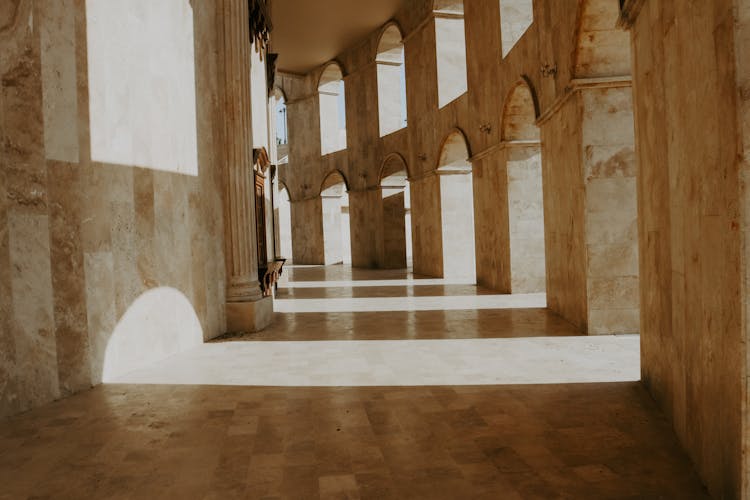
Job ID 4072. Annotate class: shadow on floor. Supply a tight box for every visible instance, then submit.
[0,382,708,499]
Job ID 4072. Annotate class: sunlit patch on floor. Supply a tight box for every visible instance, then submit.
[110,335,639,387]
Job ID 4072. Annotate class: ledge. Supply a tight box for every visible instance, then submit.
[536,76,633,126]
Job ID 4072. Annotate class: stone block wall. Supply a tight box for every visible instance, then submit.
[0,0,227,417]
[627,1,747,496]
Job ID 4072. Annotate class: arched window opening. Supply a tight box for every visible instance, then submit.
[318,64,347,155]
[500,1,534,58]
[379,155,412,269]
[376,25,408,137]
[437,131,476,282]
[433,1,468,108]
[501,81,545,292]
[320,171,351,265]
[271,88,289,164]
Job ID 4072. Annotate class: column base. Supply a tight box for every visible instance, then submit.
[226,297,274,333]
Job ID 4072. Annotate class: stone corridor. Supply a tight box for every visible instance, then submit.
[2,0,748,496]
[0,266,707,499]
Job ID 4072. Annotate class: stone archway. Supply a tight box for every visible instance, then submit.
[436,130,476,282]
[320,170,351,265]
[501,79,546,293]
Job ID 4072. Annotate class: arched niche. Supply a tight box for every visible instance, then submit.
[376,24,407,137]
[379,153,412,268]
[436,130,476,282]
[318,62,347,155]
[437,129,472,172]
[433,0,467,108]
[501,80,546,293]
[319,170,351,265]
[501,79,540,141]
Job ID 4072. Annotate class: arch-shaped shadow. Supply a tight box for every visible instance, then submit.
[102,287,203,382]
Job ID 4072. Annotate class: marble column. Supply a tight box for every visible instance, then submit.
[218,0,272,332]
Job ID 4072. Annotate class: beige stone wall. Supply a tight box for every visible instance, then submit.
[628,1,746,497]
[0,0,227,417]
[541,96,587,331]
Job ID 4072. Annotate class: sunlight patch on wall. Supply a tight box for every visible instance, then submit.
[86,0,198,175]
[101,287,203,382]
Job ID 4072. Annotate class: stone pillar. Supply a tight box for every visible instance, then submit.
[471,151,511,292]
[289,198,325,265]
[409,174,443,277]
[540,79,638,335]
[218,0,272,332]
[348,189,381,268]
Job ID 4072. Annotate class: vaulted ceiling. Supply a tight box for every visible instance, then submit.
[270,0,405,75]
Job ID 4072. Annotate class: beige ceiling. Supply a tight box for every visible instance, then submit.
[270,0,405,75]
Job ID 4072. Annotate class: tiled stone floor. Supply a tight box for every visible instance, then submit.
[0,265,709,499]
[240,265,578,341]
